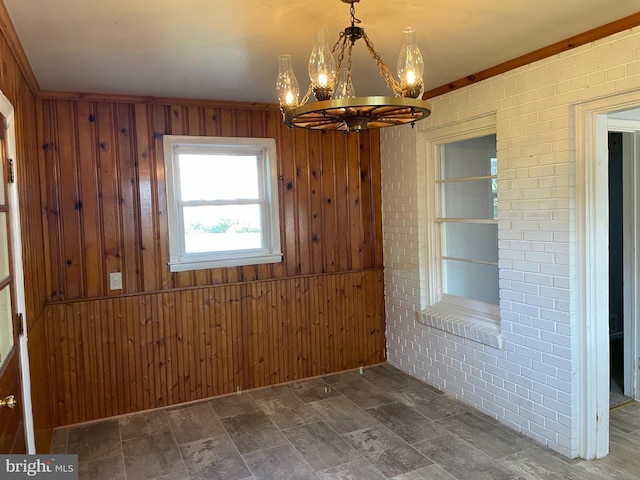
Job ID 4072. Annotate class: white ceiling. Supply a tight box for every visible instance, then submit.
[4,0,640,104]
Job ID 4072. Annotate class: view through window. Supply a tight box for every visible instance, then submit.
[163,136,282,271]
[437,134,498,307]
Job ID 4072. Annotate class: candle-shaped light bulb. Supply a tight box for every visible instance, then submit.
[285,91,295,105]
[406,70,416,86]
[397,27,424,98]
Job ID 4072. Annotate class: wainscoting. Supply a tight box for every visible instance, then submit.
[46,269,386,426]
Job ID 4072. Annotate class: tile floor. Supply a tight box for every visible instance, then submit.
[50,364,640,480]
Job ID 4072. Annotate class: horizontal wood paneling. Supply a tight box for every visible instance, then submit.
[46,269,386,426]
[39,99,383,301]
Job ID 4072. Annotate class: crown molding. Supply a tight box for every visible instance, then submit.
[423,12,640,100]
[38,90,281,110]
[0,1,39,95]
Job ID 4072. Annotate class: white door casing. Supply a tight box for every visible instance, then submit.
[575,89,640,459]
[0,89,35,453]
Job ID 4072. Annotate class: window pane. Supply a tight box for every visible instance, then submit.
[443,134,496,180]
[0,213,9,279]
[179,154,260,201]
[0,285,12,367]
[441,179,495,219]
[183,205,262,253]
[0,155,5,205]
[444,259,499,305]
[443,223,497,263]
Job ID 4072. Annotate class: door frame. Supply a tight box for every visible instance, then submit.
[575,89,640,459]
[0,90,35,453]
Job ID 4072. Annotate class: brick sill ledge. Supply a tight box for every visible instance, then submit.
[418,304,504,349]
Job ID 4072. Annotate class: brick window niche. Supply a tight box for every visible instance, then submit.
[417,115,503,348]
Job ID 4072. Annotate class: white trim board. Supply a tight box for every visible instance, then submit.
[574,89,640,459]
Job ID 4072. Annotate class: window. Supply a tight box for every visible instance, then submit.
[419,116,500,337]
[437,134,498,312]
[163,135,282,272]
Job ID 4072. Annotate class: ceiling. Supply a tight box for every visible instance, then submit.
[4,0,640,104]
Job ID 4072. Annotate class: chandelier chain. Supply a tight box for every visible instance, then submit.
[362,31,401,96]
[333,33,354,97]
[346,41,354,95]
[333,32,347,69]
[300,82,314,106]
[350,2,361,27]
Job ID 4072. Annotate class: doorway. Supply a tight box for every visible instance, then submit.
[607,131,632,408]
[608,112,640,408]
[575,92,640,460]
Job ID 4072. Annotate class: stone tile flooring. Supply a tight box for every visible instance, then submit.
[50,364,640,480]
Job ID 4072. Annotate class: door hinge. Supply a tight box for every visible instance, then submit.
[17,313,23,335]
[8,158,14,184]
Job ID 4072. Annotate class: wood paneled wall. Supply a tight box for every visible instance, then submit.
[39,99,382,300]
[39,95,386,426]
[0,4,54,452]
[47,270,385,425]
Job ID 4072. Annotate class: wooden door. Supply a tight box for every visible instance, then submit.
[0,112,25,454]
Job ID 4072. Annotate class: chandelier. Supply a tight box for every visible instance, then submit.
[276,0,432,132]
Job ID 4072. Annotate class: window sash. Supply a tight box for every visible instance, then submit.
[440,221,498,264]
[176,151,262,202]
[435,133,498,307]
[163,135,282,271]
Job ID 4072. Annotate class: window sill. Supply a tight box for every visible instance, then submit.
[418,302,504,349]
[168,252,283,272]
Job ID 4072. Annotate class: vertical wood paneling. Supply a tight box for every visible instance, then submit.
[294,129,310,275]
[134,104,160,291]
[359,131,374,268]
[27,313,52,450]
[333,135,351,272]
[96,103,123,295]
[115,298,131,413]
[36,95,385,430]
[152,105,171,291]
[168,291,180,402]
[116,104,140,293]
[370,129,384,267]
[347,135,363,271]
[76,102,103,297]
[280,126,298,278]
[308,132,324,273]
[57,102,83,299]
[46,269,385,426]
[322,135,337,272]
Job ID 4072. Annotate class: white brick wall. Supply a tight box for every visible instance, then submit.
[381,26,640,458]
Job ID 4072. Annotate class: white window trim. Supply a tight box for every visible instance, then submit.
[417,114,503,348]
[163,135,282,272]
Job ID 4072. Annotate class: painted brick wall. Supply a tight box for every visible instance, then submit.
[381,26,640,458]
